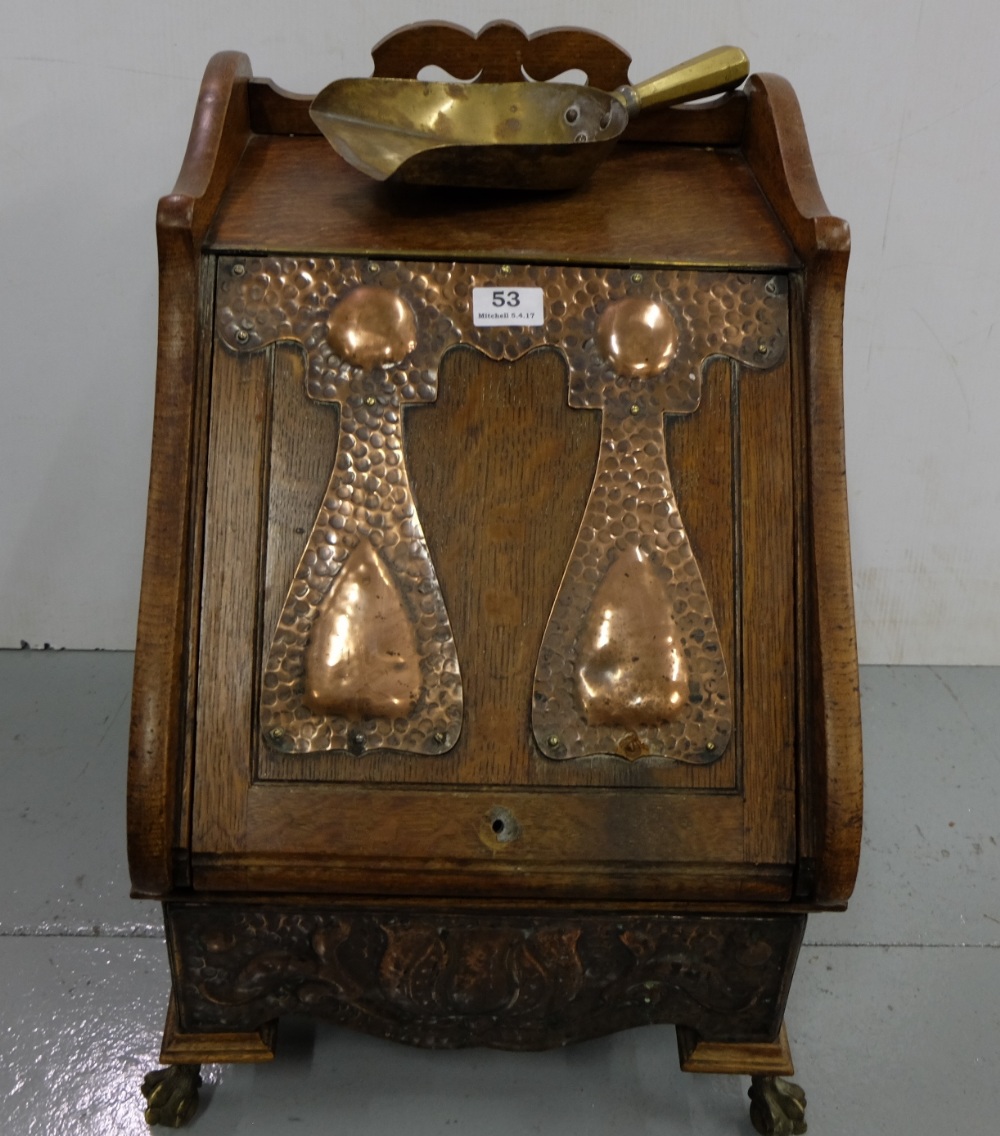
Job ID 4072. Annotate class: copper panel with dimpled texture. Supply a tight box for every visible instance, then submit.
[215,258,787,760]
[532,398,730,765]
[532,277,786,765]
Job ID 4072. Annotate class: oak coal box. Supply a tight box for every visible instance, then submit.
[129,23,862,1133]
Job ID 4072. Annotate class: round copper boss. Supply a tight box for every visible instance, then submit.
[328,286,418,369]
[596,297,679,377]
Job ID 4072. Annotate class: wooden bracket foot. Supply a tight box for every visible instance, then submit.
[159,991,277,1065]
[676,1021,794,1076]
[677,1023,807,1134]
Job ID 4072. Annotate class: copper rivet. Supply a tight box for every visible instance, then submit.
[500,264,512,275]
[547,735,560,747]
[235,330,249,343]
[631,272,643,283]
[232,263,245,276]
[629,403,640,415]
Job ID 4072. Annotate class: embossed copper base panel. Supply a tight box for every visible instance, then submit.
[164,902,804,1052]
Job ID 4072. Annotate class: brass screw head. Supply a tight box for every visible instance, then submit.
[350,731,366,747]
[365,396,377,406]
[232,263,246,276]
[547,734,560,748]
[235,329,250,343]
[500,264,513,275]
[269,726,285,741]
[757,341,769,355]
[368,262,380,274]
[705,741,717,752]
[433,731,446,745]
[631,272,643,283]
[629,403,641,416]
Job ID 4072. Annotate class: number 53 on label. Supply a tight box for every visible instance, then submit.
[472,286,545,326]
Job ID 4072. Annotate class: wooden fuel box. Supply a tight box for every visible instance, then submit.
[128,23,862,1133]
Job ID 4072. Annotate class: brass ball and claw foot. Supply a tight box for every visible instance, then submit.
[141,1063,203,1128]
[748,1075,807,1135]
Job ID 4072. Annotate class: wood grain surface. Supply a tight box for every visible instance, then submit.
[128,52,253,896]
[207,137,796,270]
[744,74,861,903]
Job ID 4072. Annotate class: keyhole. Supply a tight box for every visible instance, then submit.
[487,807,519,844]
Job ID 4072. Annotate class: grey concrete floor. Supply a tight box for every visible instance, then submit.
[0,652,997,1134]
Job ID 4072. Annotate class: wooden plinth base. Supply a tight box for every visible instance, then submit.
[676,1022,794,1076]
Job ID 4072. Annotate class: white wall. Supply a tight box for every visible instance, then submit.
[2,1,997,662]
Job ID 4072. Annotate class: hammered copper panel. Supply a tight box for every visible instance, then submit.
[215,259,787,759]
[533,400,731,763]
[218,258,465,756]
[533,278,787,764]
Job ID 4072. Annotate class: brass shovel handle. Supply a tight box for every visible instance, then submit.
[616,45,750,116]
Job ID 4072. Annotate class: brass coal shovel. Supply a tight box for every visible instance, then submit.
[310,45,749,190]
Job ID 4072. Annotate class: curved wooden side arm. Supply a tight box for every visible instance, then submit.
[128,51,253,897]
[744,74,862,907]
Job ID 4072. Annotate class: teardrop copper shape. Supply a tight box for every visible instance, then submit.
[575,547,690,727]
[303,537,422,719]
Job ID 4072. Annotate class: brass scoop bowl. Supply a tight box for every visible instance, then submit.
[310,45,749,190]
